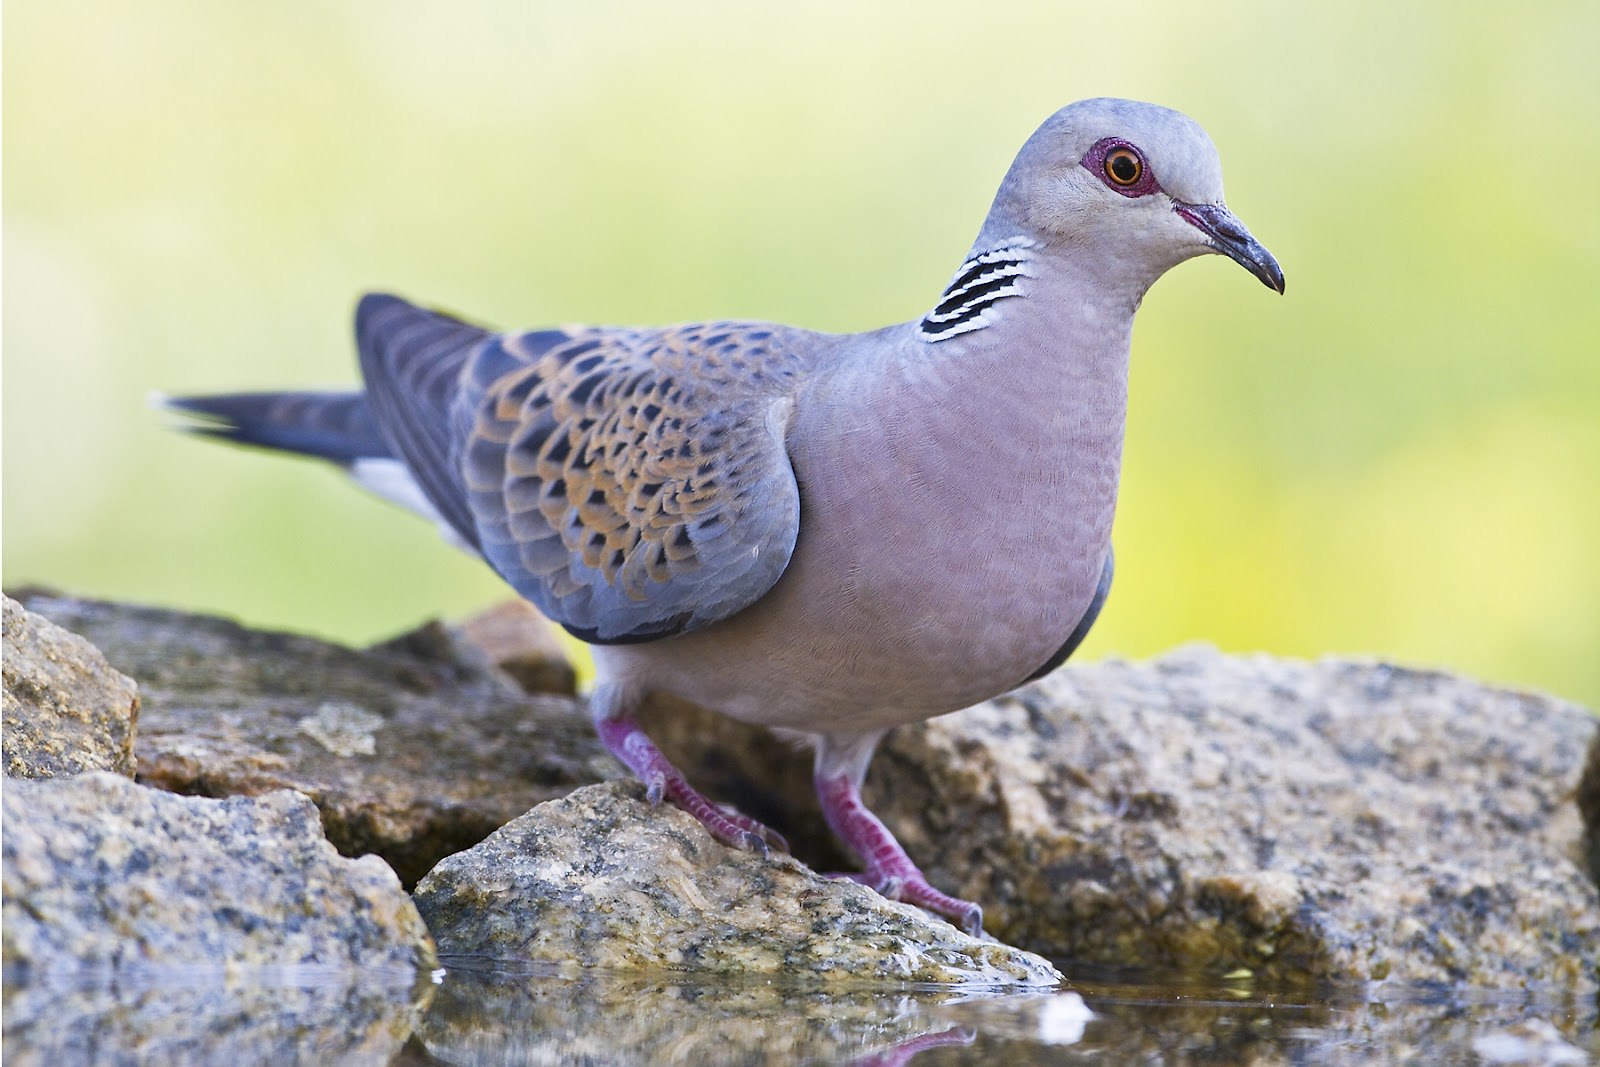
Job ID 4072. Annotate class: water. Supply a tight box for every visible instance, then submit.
[6,959,1595,1065]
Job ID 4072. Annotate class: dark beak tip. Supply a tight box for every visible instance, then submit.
[1239,242,1284,295]
[1235,249,1284,295]
[1177,202,1285,297]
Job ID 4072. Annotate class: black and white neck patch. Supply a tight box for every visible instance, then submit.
[918,237,1038,343]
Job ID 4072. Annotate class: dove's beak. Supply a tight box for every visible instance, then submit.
[1174,202,1285,294]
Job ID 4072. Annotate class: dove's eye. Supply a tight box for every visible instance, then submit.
[1104,147,1143,187]
[1082,138,1158,198]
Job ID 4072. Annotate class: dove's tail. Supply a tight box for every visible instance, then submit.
[159,388,471,547]
[159,390,391,465]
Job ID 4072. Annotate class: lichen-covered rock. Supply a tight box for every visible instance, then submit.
[2,595,139,779]
[1,969,431,1067]
[873,649,1599,989]
[454,599,579,696]
[12,592,614,887]
[2,772,436,975]
[642,649,1600,990]
[414,782,1060,985]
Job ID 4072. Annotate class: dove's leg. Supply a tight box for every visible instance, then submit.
[591,683,788,856]
[814,731,984,935]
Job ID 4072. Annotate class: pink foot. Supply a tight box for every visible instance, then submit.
[596,716,789,855]
[816,771,984,935]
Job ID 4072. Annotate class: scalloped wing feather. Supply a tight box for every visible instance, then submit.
[355,294,494,549]
[454,320,815,644]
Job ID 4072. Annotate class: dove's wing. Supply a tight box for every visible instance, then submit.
[356,294,817,644]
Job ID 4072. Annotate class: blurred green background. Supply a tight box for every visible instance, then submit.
[5,2,1598,706]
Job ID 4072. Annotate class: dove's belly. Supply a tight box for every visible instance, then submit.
[599,517,1112,736]
[593,506,1112,735]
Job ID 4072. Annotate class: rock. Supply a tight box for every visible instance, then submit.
[642,648,1600,990]
[413,781,1061,985]
[1,969,431,1067]
[1,771,436,975]
[2,595,139,779]
[454,599,578,696]
[10,592,616,887]
[12,589,1591,991]
[870,649,1599,989]
[1579,731,1600,888]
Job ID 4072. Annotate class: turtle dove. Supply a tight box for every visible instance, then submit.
[168,98,1283,933]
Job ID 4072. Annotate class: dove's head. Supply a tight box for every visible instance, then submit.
[994,97,1284,294]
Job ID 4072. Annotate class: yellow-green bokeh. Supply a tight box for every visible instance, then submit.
[5,2,1597,707]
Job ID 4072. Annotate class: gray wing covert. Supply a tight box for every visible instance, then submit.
[454,321,814,644]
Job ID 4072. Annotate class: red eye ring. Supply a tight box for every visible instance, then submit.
[1104,147,1142,187]
[1083,138,1159,198]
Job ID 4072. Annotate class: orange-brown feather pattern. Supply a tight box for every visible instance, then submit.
[457,320,818,637]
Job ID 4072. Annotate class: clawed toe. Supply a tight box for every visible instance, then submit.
[814,768,985,934]
[597,714,789,859]
[669,790,784,857]
[826,868,983,933]
[643,774,666,807]
[717,807,790,854]
[900,880,984,935]
[662,777,789,858]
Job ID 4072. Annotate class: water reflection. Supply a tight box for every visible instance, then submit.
[412,957,1024,1066]
[410,962,1597,1066]
[1,964,431,1067]
[4,961,1594,1065]
[947,975,1598,1066]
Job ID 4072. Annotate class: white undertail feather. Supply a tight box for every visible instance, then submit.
[349,458,475,553]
